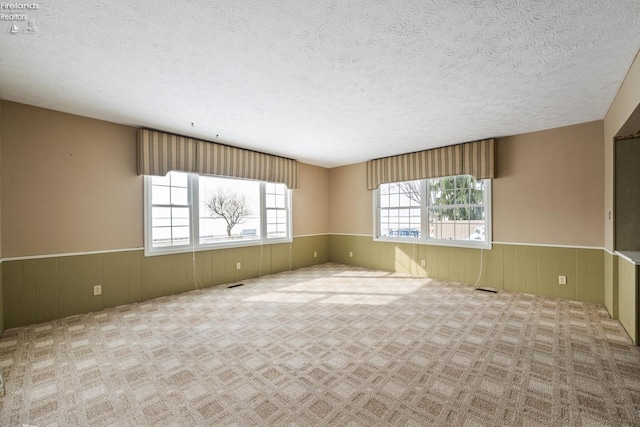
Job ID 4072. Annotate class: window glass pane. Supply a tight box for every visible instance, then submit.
[441,176,454,188]
[429,208,444,239]
[470,207,484,221]
[471,187,483,204]
[469,224,485,241]
[455,221,470,241]
[152,175,170,186]
[152,185,170,205]
[170,172,188,188]
[171,187,188,205]
[152,207,171,227]
[199,217,215,244]
[380,207,420,239]
[172,207,190,227]
[456,175,470,189]
[172,226,190,245]
[152,227,172,247]
[434,223,443,239]
[380,192,389,208]
[456,189,469,204]
[266,183,276,194]
[199,176,260,243]
[440,187,453,205]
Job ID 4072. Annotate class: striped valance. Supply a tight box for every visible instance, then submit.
[366,139,494,190]
[137,129,299,189]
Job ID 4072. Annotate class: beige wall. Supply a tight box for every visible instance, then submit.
[1,101,142,258]
[0,101,3,334]
[329,121,605,247]
[0,101,331,258]
[329,162,372,235]
[605,51,640,251]
[293,162,330,236]
[493,121,604,247]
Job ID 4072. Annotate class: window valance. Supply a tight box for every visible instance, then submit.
[366,138,494,190]
[137,129,299,189]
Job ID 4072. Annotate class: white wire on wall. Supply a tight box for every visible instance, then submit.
[473,249,484,288]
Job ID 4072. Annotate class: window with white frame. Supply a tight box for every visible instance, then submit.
[374,175,491,248]
[145,171,292,255]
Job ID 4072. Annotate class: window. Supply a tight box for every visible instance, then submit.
[145,171,291,255]
[374,175,491,249]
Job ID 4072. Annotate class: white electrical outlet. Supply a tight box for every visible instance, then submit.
[236,262,241,270]
[313,251,317,258]
[93,285,102,296]
[558,276,567,285]
[420,260,426,267]
[349,251,353,257]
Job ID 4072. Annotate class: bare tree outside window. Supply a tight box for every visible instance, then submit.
[397,181,421,204]
[205,188,253,237]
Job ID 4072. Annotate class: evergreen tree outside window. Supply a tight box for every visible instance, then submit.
[374,175,491,249]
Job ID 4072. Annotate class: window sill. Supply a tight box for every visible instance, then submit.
[373,236,492,250]
[144,237,293,257]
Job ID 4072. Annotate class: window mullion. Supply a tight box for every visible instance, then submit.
[260,182,266,241]
[190,174,200,249]
[286,187,292,240]
[421,180,428,241]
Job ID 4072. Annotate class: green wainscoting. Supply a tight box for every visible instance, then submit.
[330,235,604,304]
[604,250,618,318]
[1,235,329,330]
[617,257,638,344]
[0,234,615,333]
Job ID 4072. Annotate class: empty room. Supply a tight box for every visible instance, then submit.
[1,1,640,425]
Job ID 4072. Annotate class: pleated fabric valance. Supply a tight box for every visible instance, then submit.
[137,129,299,189]
[366,139,494,190]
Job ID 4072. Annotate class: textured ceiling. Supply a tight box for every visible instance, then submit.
[1,1,640,168]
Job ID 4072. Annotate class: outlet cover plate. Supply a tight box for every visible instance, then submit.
[93,285,102,296]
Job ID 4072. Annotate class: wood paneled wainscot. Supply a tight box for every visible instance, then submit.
[617,252,640,344]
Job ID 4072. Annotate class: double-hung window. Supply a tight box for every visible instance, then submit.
[145,171,292,255]
[374,175,491,249]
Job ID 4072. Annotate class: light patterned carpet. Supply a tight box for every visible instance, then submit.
[1,262,639,426]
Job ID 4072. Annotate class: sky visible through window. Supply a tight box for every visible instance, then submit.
[149,172,289,249]
[199,176,260,243]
